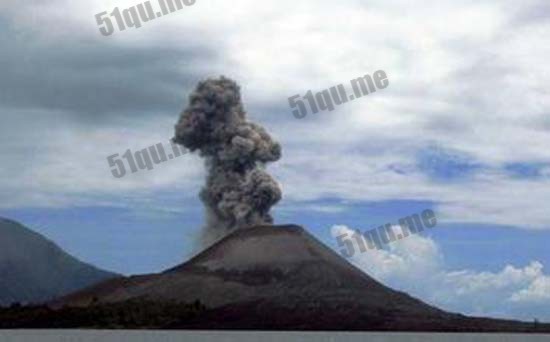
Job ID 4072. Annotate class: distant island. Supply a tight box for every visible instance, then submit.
[1,222,548,332]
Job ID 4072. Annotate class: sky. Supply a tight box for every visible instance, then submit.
[1,0,550,321]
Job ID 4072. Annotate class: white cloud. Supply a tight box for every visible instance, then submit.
[1,0,550,229]
[331,224,550,321]
[1,0,549,320]
[0,110,203,209]
[511,275,550,303]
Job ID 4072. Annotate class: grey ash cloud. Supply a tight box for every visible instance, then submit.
[174,77,282,246]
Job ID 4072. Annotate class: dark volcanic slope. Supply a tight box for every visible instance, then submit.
[0,218,118,306]
[55,225,550,332]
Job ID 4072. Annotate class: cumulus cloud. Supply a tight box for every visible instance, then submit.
[511,275,550,303]
[331,224,550,321]
[2,0,550,229]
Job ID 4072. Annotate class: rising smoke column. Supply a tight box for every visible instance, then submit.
[173,77,282,246]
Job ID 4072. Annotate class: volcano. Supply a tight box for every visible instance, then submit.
[47,224,550,332]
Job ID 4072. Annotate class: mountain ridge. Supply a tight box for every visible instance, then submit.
[0,217,118,306]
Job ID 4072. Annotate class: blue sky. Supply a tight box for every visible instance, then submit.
[1,0,550,322]
[3,199,550,276]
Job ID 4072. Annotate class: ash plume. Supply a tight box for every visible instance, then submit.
[173,77,282,246]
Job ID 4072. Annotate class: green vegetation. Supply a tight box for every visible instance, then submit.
[0,299,206,329]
